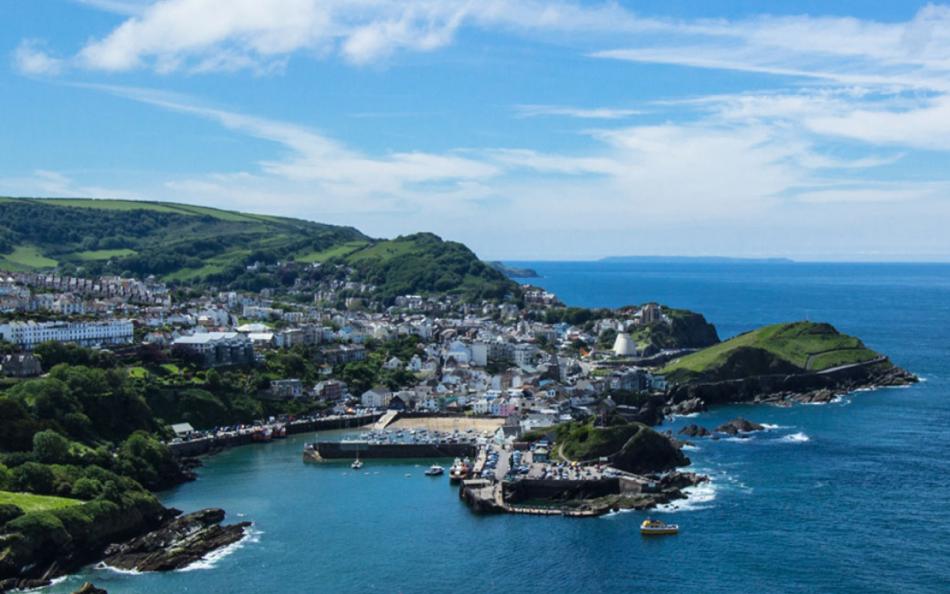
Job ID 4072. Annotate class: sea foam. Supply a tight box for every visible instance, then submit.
[178,527,262,572]
[656,480,717,513]
[781,432,810,443]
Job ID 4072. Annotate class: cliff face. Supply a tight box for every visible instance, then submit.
[666,310,720,349]
[0,495,167,589]
[667,359,917,406]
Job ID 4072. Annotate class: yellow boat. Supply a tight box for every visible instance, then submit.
[640,519,679,536]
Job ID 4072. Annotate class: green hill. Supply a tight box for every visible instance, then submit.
[0,197,516,302]
[554,419,688,474]
[661,321,882,384]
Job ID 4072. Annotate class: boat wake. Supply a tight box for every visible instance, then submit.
[780,432,811,443]
[179,526,262,572]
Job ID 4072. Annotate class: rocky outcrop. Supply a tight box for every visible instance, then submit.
[668,397,706,416]
[715,417,764,436]
[667,359,917,408]
[103,508,249,572]
[678,424,711,438]
[610,425,689,474]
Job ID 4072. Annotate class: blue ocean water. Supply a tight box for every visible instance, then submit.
[45,262,950,593]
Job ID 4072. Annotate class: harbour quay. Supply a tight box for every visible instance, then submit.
[304,440,477,461]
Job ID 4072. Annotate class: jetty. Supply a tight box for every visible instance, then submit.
[304,440,477,461]
[372,410,400,430]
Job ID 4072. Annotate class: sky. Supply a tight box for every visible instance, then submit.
[3,1,950,261]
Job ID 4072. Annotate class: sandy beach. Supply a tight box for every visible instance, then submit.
[388,416,504,433]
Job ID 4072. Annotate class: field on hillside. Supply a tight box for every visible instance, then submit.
[0,490,81,513]
[0,245,58,270]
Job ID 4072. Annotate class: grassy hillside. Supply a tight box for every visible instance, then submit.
[0,490,81,513]
[0,197,517,302]
[661,321,882,384]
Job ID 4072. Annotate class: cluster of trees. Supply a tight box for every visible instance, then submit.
[338,233,518,304]
[0,201,196,256]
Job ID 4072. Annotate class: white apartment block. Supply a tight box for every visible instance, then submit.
[0,320,134,350]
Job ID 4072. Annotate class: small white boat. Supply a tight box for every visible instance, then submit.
[351,457,363,470]
[424,465,444,476]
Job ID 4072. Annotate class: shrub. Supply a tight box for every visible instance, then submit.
[5,511,71,549]
[12,462,56,495]
[71,478,103,500]
[32,430,72,464]
[0,503,23,527]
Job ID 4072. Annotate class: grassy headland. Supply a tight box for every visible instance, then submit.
[661,321,882,384]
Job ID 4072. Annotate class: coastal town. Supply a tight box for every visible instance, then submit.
[0,245,914,591]
[1,265,697,429]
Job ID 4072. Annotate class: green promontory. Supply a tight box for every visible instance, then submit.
[661,321,882,384]
[0,198,517,302]
[554,419,688,474]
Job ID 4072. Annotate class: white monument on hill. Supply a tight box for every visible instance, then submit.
[611,333,638,357]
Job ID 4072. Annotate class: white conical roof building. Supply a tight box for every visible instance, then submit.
[612,332,638,357]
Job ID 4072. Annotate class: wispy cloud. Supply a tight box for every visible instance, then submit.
[26,0,661,74]
[514,104,643,120]
[71,0,150,16]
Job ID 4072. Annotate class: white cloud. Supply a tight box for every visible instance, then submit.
[13,40,64,76]
[44,0,661,73]
[594,6,950,92]
[514,104,643,120]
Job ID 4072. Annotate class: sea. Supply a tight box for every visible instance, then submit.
[43,261,950,593]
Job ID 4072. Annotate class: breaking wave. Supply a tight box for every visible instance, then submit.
[781,432,811,443]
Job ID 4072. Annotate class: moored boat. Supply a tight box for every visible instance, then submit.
[640,519,679,536]
[425,465,444,476]
[449,457,472,482]
[351,456,363,470]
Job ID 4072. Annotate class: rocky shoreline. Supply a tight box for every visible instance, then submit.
[103,508,250,572]
[0,508,248,593]
[665,360,918,415]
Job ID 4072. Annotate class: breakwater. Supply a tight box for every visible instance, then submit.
[169,414,381,456]
[304,441,477,461]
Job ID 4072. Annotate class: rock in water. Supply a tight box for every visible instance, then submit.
[72,584,108,594]
[670,397,706,416]
[715,417,765,436]
[678,424,711,438]
[103,508,250,572]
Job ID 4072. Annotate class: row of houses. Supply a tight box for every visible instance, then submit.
[0,320,134,350]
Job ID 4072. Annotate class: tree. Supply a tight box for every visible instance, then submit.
[71,478,103,500]
[32,430,71,464]
[12,462,56,494]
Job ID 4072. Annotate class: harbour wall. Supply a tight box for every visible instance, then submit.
[502,478,620,502]
[168,414,381,457]
[306,441,477,461]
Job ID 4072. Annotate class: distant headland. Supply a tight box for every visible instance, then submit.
[599,256,796,264]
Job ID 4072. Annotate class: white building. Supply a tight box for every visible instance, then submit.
[612,333,638,357]
[361,387,392,409]
[0,320,134,350]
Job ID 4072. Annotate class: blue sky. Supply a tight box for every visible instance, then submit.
[3,1,950,260]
